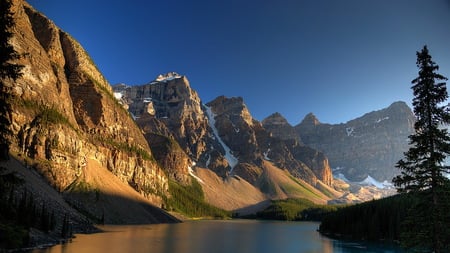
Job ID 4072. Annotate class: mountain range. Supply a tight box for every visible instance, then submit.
[2,0,415,236]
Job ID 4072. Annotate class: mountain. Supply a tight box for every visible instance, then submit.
[114,76,338,208]
[3,0,178,230]
[261,112,332,186]
[262,112,302,144]
[295,101,415,181]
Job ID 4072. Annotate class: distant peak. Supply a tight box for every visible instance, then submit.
[262,112,289,125]
[269,112,284,118]
[301,113,321,126]
[155,72,182,82]
[382,101,413,118]
[388,101,409,109]
[209,95,244,105]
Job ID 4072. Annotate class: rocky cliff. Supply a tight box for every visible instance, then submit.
[4,0,176,224]
[295,101,414,181]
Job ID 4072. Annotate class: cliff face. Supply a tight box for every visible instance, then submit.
[4,0,174,223]
[262,112,302,144]
[206,96,260,163]
[295,101,415,181]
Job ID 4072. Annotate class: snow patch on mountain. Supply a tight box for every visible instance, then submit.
[188,162,204,184]
[333,172,393,189]
[204,105,238,172]
[113,92,123,100]
[263,148,271,161]
[375,116,389,123]
[359,175,393,189]
[155,72,182,82]
[346,127,354,136]
[334,172,350,182]
[205,154,211,168]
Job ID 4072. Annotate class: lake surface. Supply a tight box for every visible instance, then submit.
[30,220,403,253]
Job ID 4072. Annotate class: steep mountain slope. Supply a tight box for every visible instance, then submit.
[4,0,176,224]
[255,160,330,203]
[64,157,176,224]
[295,101,414,181]
[195,168,267,212]
[2,157,94,236]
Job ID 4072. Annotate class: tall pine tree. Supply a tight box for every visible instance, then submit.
[393,45,450,252]
[0,0,23,160]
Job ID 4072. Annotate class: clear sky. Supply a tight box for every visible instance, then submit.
[27,0,450,125]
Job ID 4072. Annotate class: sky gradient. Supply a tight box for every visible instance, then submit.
[27,0,450,125]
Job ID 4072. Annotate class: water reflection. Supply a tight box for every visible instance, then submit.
[30,220,402,253]
[332,240,404,253]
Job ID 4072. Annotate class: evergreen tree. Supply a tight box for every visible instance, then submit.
[393,45,450,252]
[0,0,23,160]
[61,214,72,239]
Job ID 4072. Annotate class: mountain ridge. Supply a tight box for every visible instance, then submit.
[295,100,414,181]
[113,73,411,207]
[113,75,338,206]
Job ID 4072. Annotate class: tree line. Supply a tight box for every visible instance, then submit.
[238,198,338,221]
[319,194,413,241]
[0,166,73,249]
[163,178,230,219]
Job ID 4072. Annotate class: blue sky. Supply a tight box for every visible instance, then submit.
[27,0,450,125]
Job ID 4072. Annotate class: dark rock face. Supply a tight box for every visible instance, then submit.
[261,113,332,186]
[206,96,260,163]
[295,101,415,181]
[143,133,191,184]
[262,112,302,144]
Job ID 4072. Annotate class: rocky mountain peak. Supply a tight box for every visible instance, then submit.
[207,96,254,128]
[263,112,289,125]
[205,96,258,163]
[262,112,302,144]
[300,113,321,127]
[113,74,218,183]
[155,72,182,82]
[385,101,413,119]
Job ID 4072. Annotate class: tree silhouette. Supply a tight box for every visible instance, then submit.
[0,0,23,160]
[393,45,450,252]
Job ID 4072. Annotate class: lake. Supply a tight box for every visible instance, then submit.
[30,220,403,253]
